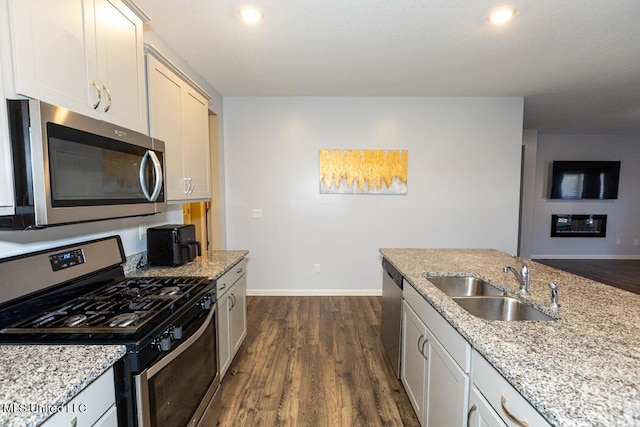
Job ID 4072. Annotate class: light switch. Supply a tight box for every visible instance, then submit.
[251,209,263,219]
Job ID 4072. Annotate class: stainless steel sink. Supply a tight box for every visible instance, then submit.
[452,296,555,321]
[427,276,504,297]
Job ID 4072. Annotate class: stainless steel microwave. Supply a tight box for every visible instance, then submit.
[1,100,166,230]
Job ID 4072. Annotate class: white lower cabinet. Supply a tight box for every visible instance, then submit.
[217,259,247,379]
[426,329,468,426]
[401,300,429,422]
[401,280,554,427]
[93,405,118,427]
[402,284,470,427]
[472,351,551,427]
[42,367,116,427]
[400,280,554,427]
[468,386,507,427]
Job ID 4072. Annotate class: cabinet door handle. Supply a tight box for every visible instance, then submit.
[467,404,477,427]
[421,337,429,360]
[500,396,529,427]
[102,84,112,112]
[91,80,101,109]
[219,282,226,291]
[417,335,424,356]
[183,177,190,194]
[236,267,244,274]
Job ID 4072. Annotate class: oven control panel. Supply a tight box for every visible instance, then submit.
[49,249,85,272]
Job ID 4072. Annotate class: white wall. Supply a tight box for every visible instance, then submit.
[519,129,538,258]
[224,97,524,294]
[531,134,640,258]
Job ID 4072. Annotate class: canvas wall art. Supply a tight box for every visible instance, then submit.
[319,149,408,194]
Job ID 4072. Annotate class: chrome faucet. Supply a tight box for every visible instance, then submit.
[503,258,530,295]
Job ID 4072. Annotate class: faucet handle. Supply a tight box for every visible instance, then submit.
[549,283,559,309]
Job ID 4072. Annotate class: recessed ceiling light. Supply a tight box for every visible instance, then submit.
[238,6,263,25]
[488,6,517,24]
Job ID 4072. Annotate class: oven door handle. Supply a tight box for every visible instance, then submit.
[139,150,163,202]
[147,304,216,378]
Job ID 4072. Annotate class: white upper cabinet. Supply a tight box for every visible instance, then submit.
[146,49,211,202]
[7,0,148,133]
[181,87,211,200]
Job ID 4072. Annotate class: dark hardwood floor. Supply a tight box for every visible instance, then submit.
[535,259,640,295]
[218,296,419,426]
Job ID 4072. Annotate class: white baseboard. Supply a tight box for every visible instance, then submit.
[531,254,640,260]
[246,289,382,296]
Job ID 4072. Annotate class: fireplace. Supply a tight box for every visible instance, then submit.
[551,214,607,238]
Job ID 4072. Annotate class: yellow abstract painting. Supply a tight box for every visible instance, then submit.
[319,149,408,194]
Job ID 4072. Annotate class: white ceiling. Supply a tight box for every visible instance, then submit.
[135,0,640,134]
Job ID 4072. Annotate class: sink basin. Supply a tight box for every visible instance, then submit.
[452,296,555,321]
[427,276,504,297]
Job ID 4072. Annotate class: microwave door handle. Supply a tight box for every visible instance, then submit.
[139,151,163,201]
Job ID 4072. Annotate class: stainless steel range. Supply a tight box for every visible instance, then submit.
[0,236,221,427]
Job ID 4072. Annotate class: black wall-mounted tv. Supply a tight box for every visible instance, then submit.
[550,161,621,200]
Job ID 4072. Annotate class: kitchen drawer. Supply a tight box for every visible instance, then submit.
[472,351,551,427]
[217,259,246,295]
[93,405,117,426]
[42,368,115,427]
[403,281,471,372]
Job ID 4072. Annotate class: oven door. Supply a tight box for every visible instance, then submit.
[135,304,220,427]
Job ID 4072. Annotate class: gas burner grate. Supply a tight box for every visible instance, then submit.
[1,276,211,334]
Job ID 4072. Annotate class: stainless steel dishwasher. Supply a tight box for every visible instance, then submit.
[381,258,403,378]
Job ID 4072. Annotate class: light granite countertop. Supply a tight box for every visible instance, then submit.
[127,250,248,280]
[379,248,640,427]
[0,345,125,427]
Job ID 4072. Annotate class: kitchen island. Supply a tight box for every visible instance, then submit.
[380,248,640,427]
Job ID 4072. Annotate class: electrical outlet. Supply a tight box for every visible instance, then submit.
[314,263,321,273]
[635,239,639,246]
[616,238,621,245]
[251,208,263,219]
